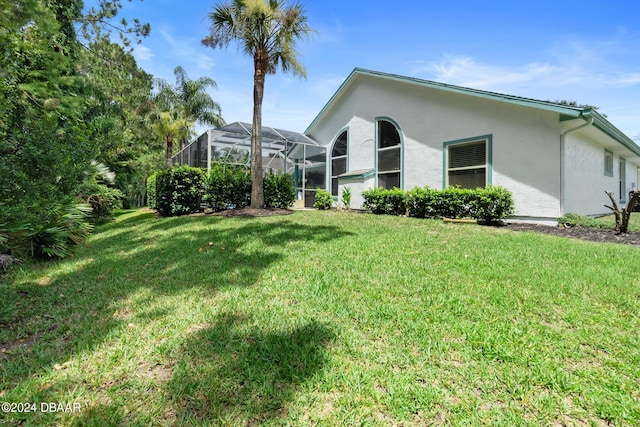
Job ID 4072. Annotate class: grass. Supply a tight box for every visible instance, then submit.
[1,209,640,426]
[561,212,640,232]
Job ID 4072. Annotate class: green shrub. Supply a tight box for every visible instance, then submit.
[264,172,295,209]
[558,213,608,229]
[313,189,333,210]
[365,186,515,222]
[361,187,406,215]
[436,187,475,219]
[405,186,437,218]
[156,166,206,217]
[146,172,158,209]
[77,182,124,220]
[20,199,93,259]
[204,163,251,211]
[470,186,515,223]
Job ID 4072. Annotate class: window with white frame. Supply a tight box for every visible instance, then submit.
[445,138,489,188]
[330,130,348,196]
[377,119,401,189]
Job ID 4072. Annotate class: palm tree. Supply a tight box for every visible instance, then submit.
[152,66,225,167]
[146,107,191,167]
[203,0,314,209]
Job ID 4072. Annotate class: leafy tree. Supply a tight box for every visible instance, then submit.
[152,66,225,166]
[203,0,314,208]
[0,0,154,258]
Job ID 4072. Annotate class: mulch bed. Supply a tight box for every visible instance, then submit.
[507,223,640,247]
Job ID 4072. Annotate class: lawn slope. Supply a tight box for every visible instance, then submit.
[1,209,639,426]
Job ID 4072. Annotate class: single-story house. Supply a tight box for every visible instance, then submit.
[304,68,640,223]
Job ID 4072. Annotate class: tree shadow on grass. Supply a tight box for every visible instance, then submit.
[167,313,335,425]
[0,212,349,424]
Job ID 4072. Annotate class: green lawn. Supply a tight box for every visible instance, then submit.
[1,209,639,426]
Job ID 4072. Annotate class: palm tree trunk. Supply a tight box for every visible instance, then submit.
[250,54,265,209]
[166,134,174,168]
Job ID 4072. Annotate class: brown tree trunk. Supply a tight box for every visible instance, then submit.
[250,52,265,209]
[605,190,640,234]
[166,134,174,168]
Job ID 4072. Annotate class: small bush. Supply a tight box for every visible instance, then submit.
[341,187,352,210]
[405,186,437,218]
[361,187,406,215]
[558,213,608,229]
[77,182,124,220]
[156,166,206,217]
[471,186,515,223]
[204,163,251,211]
[264,171,295,209]
[313,189,333,210]
[146,172,158,209]
[17,198,93,259]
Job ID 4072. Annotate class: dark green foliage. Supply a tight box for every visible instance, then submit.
[5,198,93,259]
[364,186,515,222]
[0,0,154,259]
[76,182,124,220]
[471,186,516,223]
[313,189,333,210]
[432,187,475,219]
[264,172,295,209]
[146,172,158,209]
[405,186,436,218]
[361,187,406,215]
[204,163,251,211]
[156,166,206,216]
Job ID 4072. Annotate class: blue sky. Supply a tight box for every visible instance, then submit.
[104,0,640,139]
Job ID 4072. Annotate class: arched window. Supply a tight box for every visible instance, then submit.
[377,119,401,189]
[331,130,348,196]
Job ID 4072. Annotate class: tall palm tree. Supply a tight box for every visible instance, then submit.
[153,66,225,166]
[203,0,314,209]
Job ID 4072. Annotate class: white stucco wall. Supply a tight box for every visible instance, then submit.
[308,75,564,219]
[564,131,640,215]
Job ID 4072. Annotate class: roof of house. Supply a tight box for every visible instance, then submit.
[305,68,640,157]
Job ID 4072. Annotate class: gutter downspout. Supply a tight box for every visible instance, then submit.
[560,115,594,215]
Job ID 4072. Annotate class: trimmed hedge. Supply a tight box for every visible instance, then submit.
[204,163,251,211]
[360,187,406,215]
[151,164,296,215]
[264,171,295,209]
[156,166,206,217]
[363,186,515,223]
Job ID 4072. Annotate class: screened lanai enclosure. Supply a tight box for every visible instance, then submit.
[171,122,327,207]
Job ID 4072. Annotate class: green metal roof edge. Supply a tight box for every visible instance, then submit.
[305,68,360,134]
[586,110,640,157]
[305,68,640,157]
[305,68,585,134]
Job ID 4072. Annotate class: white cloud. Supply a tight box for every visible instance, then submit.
[309,75,347,101]
[150,26,216,74]
[132,45,153,62]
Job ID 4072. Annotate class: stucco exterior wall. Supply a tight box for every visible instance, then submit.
[564,132,640,215]
[309,75,564,219]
